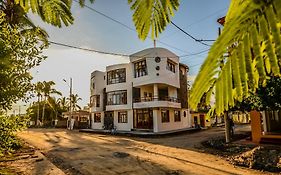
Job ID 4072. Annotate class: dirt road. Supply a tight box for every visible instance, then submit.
[18,127,267,175]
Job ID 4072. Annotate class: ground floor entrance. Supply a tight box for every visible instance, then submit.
[133,108,153,130]
[104,111,114,130]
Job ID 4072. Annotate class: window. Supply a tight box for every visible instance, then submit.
[174,110,181,122]
[167,59,176,73]
[94,113,101,123]
[90,95,100,107]
[161,109,170,123]
[134,60,147,78]
[107,90,127,105]
[107,68,126,85]
[118,111,128,123]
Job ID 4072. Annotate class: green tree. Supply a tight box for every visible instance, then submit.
[41,81,61,125]
[0,12,47,112]
[69,94,81,111]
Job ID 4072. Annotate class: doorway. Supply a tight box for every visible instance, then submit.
[134,109,153,130]
[104,111,114,130]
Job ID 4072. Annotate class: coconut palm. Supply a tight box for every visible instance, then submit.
[69,94,81,111]
[41,81,62,125]
[47,97,61,121]
[58,96,69,111]
[34,81,43,125]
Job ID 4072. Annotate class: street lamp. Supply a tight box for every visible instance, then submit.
[63,78,73,122]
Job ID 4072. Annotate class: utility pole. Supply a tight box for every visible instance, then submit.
[70,78,73,118]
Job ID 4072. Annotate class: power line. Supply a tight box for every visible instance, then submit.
[161,7,227,40]
[49,41,130,57]
[73,0,190,55]
[171,21,212,47]
[179,49,209,58]
[49,40,210,60]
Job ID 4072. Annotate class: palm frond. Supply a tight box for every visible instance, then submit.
[190,0,281,115]
[128,0,180,40]
[14,0,74,27]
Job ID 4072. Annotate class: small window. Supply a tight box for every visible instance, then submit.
[167,59,176,73]
[174,110,181,122]
[91,95,100,107]
[118,111,128,123]
[161,110,170,123]
[134,60,148,78]
[94,113,101,123]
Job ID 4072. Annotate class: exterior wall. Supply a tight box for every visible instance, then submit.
[179,64,189,108]
[250,111,262,143]
[133,101,181,109]
[131,48,180,88]
[154,108,190,132]
[91,112,104,130]
[90,71,106,112]
[113,110,133,131]
[90,47,192,133]
[191,113,211,128]
[106,63,133,111]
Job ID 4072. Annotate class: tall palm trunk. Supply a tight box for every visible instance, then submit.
[36,95,40,126]
[42,95,46,126]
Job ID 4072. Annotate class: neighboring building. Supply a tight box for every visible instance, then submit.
[62,110,90,129]
[89,48,191,132]
[250,111,281,144]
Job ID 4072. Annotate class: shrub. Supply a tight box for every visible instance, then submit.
[0,115,29,156]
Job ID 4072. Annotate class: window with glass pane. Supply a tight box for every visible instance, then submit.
[118,111,128,123]
[91,95,100,107]
[161,110,170,123]
[134,60,147,78]
[107,68,126,85]
[174,110,181,122]
[94,113,101,122]
[107,91,127,105]
[167,59,176,73]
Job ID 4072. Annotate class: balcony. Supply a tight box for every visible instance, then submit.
[133,96,181,109]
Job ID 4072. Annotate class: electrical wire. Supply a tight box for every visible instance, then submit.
[49,40,210,59]
[171,21,212,47]
[73,0,190,55]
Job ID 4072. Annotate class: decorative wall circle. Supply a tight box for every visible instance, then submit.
[156,66,160,70]
[155,57,161,63]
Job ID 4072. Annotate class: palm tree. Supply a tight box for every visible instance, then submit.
[41,81,62,125]
[47,97,61,122]
[58,96,69,111]
[69,94,82,112]
[34,82,43,126]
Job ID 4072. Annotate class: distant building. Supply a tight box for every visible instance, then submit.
[89,48,192,132]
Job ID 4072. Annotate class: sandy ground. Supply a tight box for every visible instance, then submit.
[17,126,272,175]
[0,149,65,175]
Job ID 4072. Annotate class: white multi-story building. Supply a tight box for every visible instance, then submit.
[90,48,191,132]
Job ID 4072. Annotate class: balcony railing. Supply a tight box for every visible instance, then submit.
[133,96,180,103]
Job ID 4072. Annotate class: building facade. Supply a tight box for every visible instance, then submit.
[89,48,191,132]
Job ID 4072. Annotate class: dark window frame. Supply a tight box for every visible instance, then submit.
[134,59,148,78]
[94,113,101,123]
[167,59,176,73]
[118,111,128,123]
[107,68,126,85]
[107,90,127,105]
[174,110,181,122]
[90,95,100,107]
[161,109,170,123]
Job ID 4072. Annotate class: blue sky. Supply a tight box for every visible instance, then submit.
[23,0,230,109]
